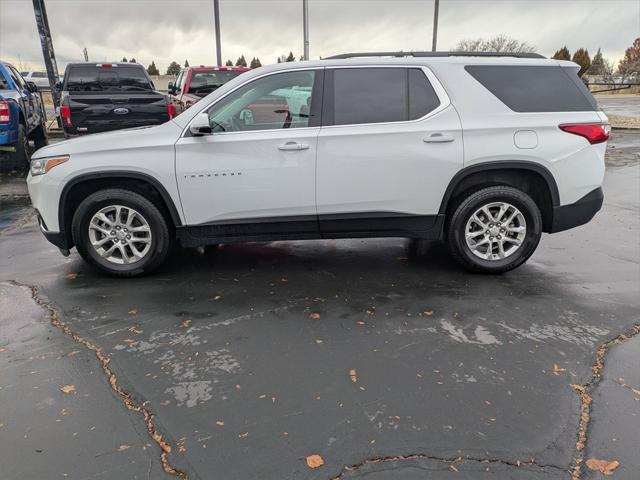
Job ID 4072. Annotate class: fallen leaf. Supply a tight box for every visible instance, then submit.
[356,321,365,325]
[60,385,76,394]
[422,310,434,316]
[127,326,143,334]
[570,384,586,394]
[309,313,321,320]
[306,454,324,469]
[315,339,323,344]
[450,464,459,472]
[64,273,78,280]
[213,295,222,300]
[127,309,138,315]
[179,319,192,328]
[238,432,249,438]
[215,421,224,427]
[66,350,81,357]
[117,444,131,452]
[349,369,357,383]
[586,459,620,475]
[551,364,566,375]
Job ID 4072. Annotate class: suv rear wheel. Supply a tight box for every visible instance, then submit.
[72,189,172,277]
[447,186,542,273]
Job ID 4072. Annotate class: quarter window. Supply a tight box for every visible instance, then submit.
[206,70,317,133]
[328,68,441,126]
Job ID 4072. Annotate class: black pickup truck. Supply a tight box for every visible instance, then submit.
[58,63,175,136]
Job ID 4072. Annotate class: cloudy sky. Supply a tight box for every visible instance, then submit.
[1,0,638,74]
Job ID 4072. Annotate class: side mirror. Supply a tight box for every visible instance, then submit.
[54,81,62,91]
[189,112,212,136]
[167,81,174,92]
[26,81,38,93]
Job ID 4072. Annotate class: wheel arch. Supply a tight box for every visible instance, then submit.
[439,161,559,233]
[59,172,183,248]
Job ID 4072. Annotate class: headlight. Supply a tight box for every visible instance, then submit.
[30,155,69,176]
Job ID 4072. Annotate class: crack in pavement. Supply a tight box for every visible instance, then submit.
[331,453,566,478]
[8,280,189,479]
[569,323,640,480]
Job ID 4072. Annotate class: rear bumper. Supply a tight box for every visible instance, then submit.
[550,187,603,233]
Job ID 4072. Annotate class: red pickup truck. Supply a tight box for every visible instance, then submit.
[168,66,249,114]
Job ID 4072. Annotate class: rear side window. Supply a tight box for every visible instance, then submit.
[327,68,441,126]
[465,65,597,112]
[64,65,153,93]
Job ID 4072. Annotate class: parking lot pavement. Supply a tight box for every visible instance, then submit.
[0,133,638,479]
[595,95,640,118]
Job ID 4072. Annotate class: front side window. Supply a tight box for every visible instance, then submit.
[327,67,441,126]
[206,70,316,133]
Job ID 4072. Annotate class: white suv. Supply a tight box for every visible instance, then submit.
[27,52,609,277]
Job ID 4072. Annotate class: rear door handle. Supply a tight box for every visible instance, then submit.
[278,141,309,151]
[423,133,454,143]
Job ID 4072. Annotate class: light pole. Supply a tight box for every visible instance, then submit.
[302,0,309,60]
[214,0,222,65]
[431,0,439,52]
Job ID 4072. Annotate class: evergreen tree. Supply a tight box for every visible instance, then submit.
[166,61,181,76]
[285,51,295,62]
[589,48,604,75]
[184,59,190,67]
[551,46,571,61]
[249,57,262,68]
[571,48,591,77]
[121,57,128,62]
[129,58,136,63]
[225,59,233,66]
[235,55,247,67]
[146,61,159,76]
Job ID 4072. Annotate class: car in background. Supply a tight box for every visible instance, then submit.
[168,66,249,114]
[57,62,175,136]
[1,61,46,169]
[20,71,51,89]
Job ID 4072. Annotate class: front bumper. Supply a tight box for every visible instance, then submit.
[550,187,604,233]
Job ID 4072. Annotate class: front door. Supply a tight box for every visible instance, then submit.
[175,69,323,236]
[316,66,463,237]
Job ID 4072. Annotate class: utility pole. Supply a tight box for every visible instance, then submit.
[302,0,309,60]
[431,0,439,52]
[32,0,62,127]
[213,0,222,65]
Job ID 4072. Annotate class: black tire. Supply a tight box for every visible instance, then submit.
[31,122,48,150]
[6,124,30,170]
[72,189,172,277]
[446,186,542,274]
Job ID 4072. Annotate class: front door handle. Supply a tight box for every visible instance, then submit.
[278,141,309,151]
[423,133,454,143]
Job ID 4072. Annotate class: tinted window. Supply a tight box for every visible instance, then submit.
[408,69,441,120]
[333,68,406,125]
[207,70,316,133]
[329,68,440,126]
[64,65,153,92]
[465,65,597,112]
[7,66,25,89]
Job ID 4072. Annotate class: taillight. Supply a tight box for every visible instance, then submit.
[167,103,176,119]
[0,101,9,123]
[559,123,610,144]
[60,105,72,126]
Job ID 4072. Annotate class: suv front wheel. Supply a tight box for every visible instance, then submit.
[447,186,542,273]
[72,189,172,277]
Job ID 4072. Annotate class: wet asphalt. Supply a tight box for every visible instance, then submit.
[0,132,638,480]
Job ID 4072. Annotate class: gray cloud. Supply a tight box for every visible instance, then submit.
[1,0,638,73]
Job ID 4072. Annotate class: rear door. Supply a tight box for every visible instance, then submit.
[316,66,462,237]
[63,64,169,134]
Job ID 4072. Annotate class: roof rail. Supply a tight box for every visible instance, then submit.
[325,51,545,60]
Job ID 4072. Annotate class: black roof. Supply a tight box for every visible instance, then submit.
[325,51,545,60]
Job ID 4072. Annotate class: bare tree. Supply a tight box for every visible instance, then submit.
[453,34,536,53]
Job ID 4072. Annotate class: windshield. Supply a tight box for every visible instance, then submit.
[188,70,244,95]
[64,65,153,93]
